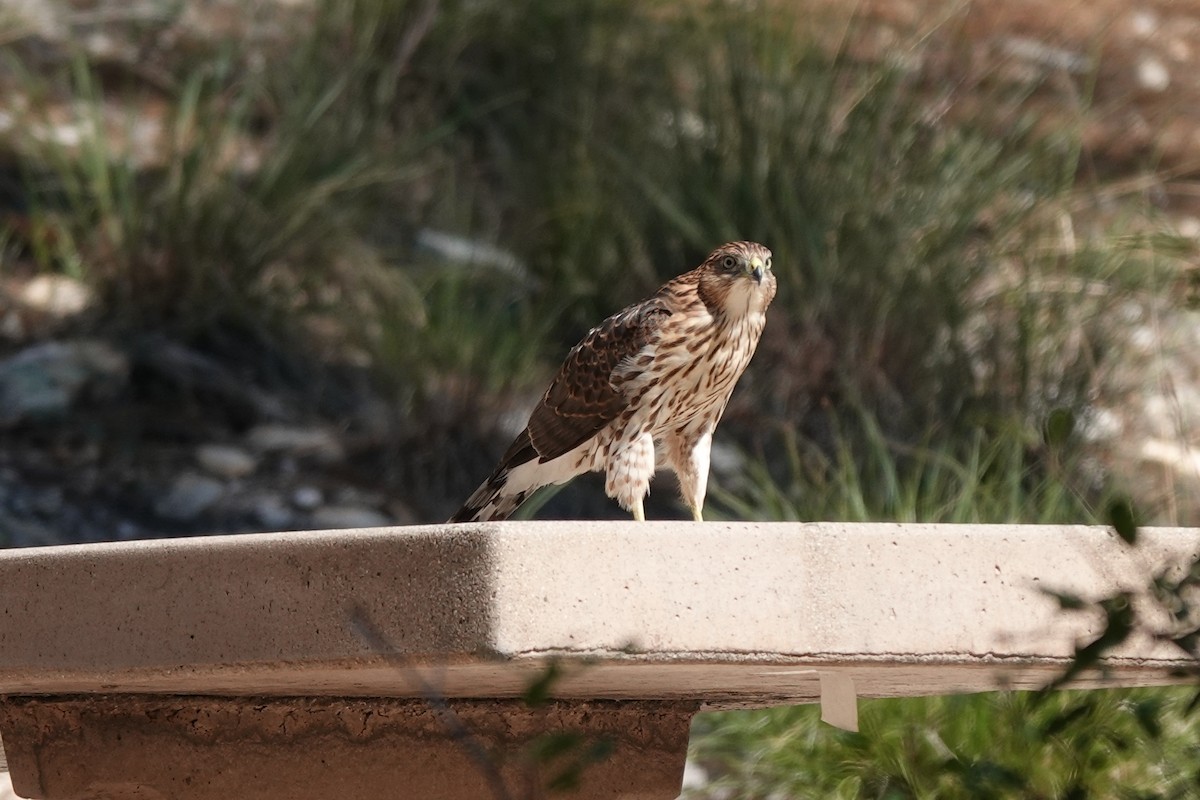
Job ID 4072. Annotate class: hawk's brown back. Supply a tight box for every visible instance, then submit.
[527,297,673,462]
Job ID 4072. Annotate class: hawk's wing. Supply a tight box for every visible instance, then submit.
[527,298,673,462]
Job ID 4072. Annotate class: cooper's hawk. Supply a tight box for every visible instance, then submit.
[451,241,776,523]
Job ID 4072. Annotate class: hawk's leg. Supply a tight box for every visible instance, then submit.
[605,431,656,521]
[664,427,713,523]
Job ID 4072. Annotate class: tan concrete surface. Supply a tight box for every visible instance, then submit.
[1,522,1197,799]
[0,523,1196,703]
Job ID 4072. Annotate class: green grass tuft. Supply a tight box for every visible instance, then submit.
[688,687,1200,800]
[709,408,1104,525]
[17,0,439,345]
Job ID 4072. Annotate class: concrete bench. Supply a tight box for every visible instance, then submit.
[0,522,1196,799]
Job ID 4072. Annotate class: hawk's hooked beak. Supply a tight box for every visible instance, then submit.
[747,256,765,284]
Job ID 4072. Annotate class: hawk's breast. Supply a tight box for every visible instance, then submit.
[614,306,766,435]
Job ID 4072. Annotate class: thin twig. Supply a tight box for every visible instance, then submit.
[392,0,441,78]
[345,603,515,800]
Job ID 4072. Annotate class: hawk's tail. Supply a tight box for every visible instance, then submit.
[449,429,541,523]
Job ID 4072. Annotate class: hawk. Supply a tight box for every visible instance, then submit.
[450,241,776,523]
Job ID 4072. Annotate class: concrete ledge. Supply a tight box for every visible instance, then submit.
[1,522,1198,798]
[0,523,1196,701]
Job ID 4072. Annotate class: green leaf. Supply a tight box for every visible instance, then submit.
[546,763,585,793]
[527,731,583,763]
[1107,497,1138,545]
[1184,688,1200,717]
[585,737,616,762]
[1044,407,1076,448]
[1042,701,1092,737]
[1132,699,1164,740]
[522,660,564,708]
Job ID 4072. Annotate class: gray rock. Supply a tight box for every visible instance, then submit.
[196,444,258,480]
[115,521,142,540]
[246,425,344,463]
[998,36,1090,75]
[133,336,289,421]
[310,505,391,530]
[290,486,323,511]
[0,0,67,41]
[332,486,384,507]
[18,275,94,318]
[415,229,535,287]
[0,508,62,547]
[252,494,295,531]
[708,440,745,477]
[1137,57,1171,92]
[154,473,224,522]
[0,340,128,426]
[384,501,418,526]
[30,486,64,517]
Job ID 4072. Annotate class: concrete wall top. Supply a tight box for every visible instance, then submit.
[0,522,1196,707]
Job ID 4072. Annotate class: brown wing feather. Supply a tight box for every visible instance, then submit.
[527,298,673,461]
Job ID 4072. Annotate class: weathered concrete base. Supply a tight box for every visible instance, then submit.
[0,696,696,800]
[2,523,1198,798]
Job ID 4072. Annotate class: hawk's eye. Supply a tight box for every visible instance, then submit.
[721,255,738,271]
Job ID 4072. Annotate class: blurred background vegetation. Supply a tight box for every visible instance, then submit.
[2,0,1200,796]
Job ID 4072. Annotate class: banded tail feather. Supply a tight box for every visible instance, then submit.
[449,429,539,522]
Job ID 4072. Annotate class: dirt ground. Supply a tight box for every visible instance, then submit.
[837,0,1200,222]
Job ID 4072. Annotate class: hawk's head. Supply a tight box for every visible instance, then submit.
[697,241,777,318]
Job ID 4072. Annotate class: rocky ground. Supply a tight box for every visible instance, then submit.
[0,308,421,545]
[903,0,1200,523]
[0,0,1199,545]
